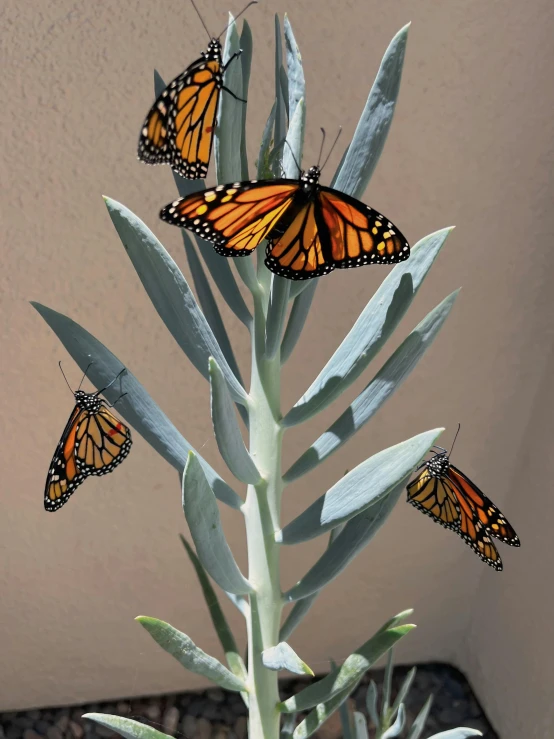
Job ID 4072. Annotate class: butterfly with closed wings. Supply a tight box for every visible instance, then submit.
[407,428,520,570]
[159,161,410,280]
[44,365,132,512]
[138,0,257,179]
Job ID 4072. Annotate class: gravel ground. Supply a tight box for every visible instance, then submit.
[0,663,497,739]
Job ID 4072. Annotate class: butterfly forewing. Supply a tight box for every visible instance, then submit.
[138,40,223,180]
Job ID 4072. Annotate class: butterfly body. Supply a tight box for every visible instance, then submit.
[138,39,224,179]
[160,165,410,280]
[407,449,520,570]
[45,388,132,512]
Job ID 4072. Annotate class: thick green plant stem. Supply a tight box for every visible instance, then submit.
[243,292,284,739]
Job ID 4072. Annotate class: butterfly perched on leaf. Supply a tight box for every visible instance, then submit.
[159,165,410,280]
[407,438,520,570]
[44,367,132,512]
[137,2,256,179]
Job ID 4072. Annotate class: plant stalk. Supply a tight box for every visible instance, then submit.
[243,293,283,739]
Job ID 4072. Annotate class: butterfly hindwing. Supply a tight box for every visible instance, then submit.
[138,40,223,180]
[45,391,132,512]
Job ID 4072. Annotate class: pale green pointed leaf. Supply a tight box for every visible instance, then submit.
[281,625,413,713]
[339,699,355,739]
[183,452,252,594]
[284,15,305,122]
[284,476,416,601]
[277,429,441,544]
[103,197,248,407]
[284,292,457,481]
[282,97,305,179]
[366,681,379,729]
[209,358,260,484]
[352,712,369,739]
[281,281,316,363]
[427,732,483,739]
[382,649,394,719]
[382,704,406,738]
[180,536,247,682]
[257,101,276,179]
[84,714,170,739]
[240,20,253,179]
[333,24,410,199]
[262,642,314,676]
[181,232,245,393]
[136,616,246,691]
[265,276,291,359]
[215,15,243,183]
[273,15,286,175]
[279,526,340,641]
[283,228,453,427]
[31,302,241,509]
[406,696,433,739]
[392,667,416,716]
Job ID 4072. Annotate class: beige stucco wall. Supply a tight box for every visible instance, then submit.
[1,0,553,736]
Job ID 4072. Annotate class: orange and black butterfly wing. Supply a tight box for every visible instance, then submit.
[318,186,410,270]
[138,43,223,179]
[447,465,520,546]
[44,405,90,512]
[74,404,132,477]
[407,465,462,533]
[160,180,299,255]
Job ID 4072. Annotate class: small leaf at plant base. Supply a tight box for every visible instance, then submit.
[339,699,355,739]
[284,292,458,481]
[352,712,369,739]
[292,685,355,739]
[365,681,379,729]
[283,228,453,428]
[103,197,248,408]
[31,303,241,510]
[406,695,433,739]
[136,617,247,692]
[209,358,260,484]
[262,642,314,676]
[84,714,171,739]
[277,429,441,544]
[391,667,416,716]
[180,536,247,682]
[183,452,253,595]
[279,624,414,713]
[427,732,483,739]
[382,704,406,738]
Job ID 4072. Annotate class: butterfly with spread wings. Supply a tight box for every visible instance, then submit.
[138,2,256,179]
[44,367,132,512]
[407,438,520,570]
[159,165,410,280]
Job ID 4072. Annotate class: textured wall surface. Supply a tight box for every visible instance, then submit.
[1,0,553,736]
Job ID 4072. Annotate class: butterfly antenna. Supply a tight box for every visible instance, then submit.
[58,361,74,394]
[284,139,302,175]
[77,362,94,391]
[96,368,127,396]
[190,0,212,41]
[449,423,462,457]
[317,128,327,167]
[321,127,343,171]
[216,1,258,41]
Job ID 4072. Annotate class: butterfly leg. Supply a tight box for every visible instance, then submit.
[222,86,247,103]
[222,50,243,71]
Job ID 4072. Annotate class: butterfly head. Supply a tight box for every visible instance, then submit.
[74,389,103,412]
[205,38,222,60]
[300,165,321,191]
[427,451,450,478]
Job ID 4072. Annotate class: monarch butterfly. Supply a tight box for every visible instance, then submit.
[44,365,132,512]
[407,429,520,570]
[137,1,257,179]
[159,164,410,280]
